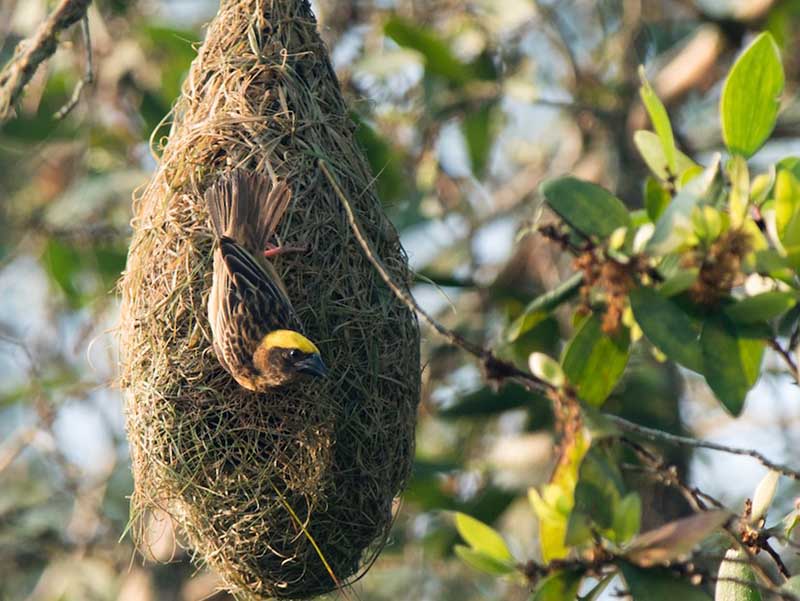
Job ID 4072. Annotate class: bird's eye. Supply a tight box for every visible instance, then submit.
[288,349,299,360]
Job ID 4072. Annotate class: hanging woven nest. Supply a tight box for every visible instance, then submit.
[118,1,420,598]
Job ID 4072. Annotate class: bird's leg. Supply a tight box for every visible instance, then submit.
[263,241,309,259]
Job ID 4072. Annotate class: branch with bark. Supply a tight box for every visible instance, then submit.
[0,0,92,123]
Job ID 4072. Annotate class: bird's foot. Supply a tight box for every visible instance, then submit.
[263,242,309,259]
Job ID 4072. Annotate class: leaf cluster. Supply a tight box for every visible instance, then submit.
[453,31,800,601]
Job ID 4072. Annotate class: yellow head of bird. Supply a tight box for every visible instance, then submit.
[254,329,328,380]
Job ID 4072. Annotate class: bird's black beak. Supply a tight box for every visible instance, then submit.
[297,353,328,378]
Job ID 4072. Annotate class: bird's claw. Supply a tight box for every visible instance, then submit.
[263,242,309,258]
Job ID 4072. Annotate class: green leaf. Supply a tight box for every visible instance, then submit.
[529,487,570,562]
[634,130,698,182]
[681,164,706,186]
[630,209,651,228]
[463,102,495,177]
[639,68,677,175]
[613,493,642,544]
[529,353,565,388]
[454,512,513,562]
[780,509,800,539]
[582,575,615,601]
[42,239,83,308]
[507,273,583,342]
[454,545,515,575]
[752,249,795,282]
[630,287,704,372]
[625,510,730,567]
[644,176,672,222]
[508,310,549,344]
[715,548,762,601]
[727,155,750,228]
[720,32,784,158]
[529,429,590,562]
[724,292,797,324]
[692,206,724,243]
[503,316,561,379]
[700,315,765,416]
[750,170,775,206]
[658,268,699,297]
[384,17,473,85]
[647,156,722,255]
[541,177,631,238]
[620,563,711,601]
[775,169,800,251]
[777,156,800,179]
[531,570,583,601]
[566,445,627,546]
[562,314,630,407]
[468,50,498,81]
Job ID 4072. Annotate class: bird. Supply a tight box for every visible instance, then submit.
[205,169,328,391]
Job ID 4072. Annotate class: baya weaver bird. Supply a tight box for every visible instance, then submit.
[206,170,328,391]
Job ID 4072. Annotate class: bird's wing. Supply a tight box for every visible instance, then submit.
[218,236,300,335]
[209,250,243,372]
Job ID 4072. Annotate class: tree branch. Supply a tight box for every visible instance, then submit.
[607,414,800,481]
[0,0,92,123]
[769,338,799,386]
[54,15,93,120]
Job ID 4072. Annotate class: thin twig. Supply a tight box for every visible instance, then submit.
[622,437,792,585]
[54,15,93,119]
[608,414,800,481]
[0,0,92,123]
[620,437,724,511]
[319,158,549,390]
[789,324,799,355]
[769,338,799,385]
[762,539,791,579]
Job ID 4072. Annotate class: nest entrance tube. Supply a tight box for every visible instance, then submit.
[118,1,420,598]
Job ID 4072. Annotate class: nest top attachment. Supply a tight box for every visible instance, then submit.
[118,1,420,598]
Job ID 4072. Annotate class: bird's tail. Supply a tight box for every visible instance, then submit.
[205,170,292,251]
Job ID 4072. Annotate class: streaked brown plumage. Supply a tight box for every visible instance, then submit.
[206,170,327,391]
